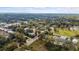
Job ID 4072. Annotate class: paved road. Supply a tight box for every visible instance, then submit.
[25,36,39,46]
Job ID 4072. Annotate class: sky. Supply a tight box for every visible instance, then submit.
[0,7,79,13]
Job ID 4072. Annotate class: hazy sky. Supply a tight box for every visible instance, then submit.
[0,7,79,13]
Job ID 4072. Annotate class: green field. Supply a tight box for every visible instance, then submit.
[56,28,79,37]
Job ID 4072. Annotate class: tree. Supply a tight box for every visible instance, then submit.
[45,41,70,51]
[15,32,26,47]
[16,27,24,33]
[0,35,7,48]
[5,42,18,51]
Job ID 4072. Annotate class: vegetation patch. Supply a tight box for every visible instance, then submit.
[56,28,79,37]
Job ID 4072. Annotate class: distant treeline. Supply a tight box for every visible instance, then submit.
[0,13,79,24]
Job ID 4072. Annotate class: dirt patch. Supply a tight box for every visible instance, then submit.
[29,40,48,51]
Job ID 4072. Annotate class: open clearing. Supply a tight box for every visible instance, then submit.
[56,28,79,37]
[28,40,48,51]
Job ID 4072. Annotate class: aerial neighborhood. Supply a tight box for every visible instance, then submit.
[0,14,79,51]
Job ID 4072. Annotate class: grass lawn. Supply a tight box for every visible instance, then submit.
[28,40,48,51]
[56,28,79,37]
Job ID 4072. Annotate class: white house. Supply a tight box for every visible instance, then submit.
[50,27,55,32]
[70,26,79,31]
[53,36,68,45]
[24,28,29,31]
[53,36,67,42]
[72,38,78,44]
